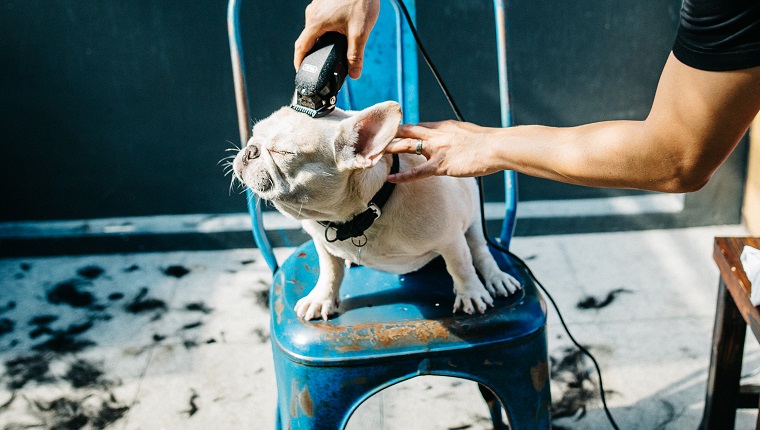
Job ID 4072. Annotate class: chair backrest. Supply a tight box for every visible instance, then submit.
[336,0,419,124]
[227,0,517,273]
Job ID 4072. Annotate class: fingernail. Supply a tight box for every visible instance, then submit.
[349,68,361,78]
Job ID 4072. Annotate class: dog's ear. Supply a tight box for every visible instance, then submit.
[335,101,402,170]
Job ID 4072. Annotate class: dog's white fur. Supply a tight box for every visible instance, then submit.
[233,101,520,320]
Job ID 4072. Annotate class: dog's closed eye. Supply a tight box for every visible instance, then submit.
[268,148,296,156]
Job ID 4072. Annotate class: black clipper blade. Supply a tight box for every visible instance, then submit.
[291,32,348,118]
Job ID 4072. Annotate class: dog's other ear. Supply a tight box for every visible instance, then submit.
[336,101,402,170]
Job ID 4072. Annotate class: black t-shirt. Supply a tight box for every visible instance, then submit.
[672,0,760,71]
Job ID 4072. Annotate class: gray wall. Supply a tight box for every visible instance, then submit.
[0,1,745,228]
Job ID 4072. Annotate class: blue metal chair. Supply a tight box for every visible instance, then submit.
[227,1,549,428]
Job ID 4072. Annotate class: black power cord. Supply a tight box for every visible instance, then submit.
[392,1,622,429]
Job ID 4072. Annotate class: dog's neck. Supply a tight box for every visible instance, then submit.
[333,153,395,222]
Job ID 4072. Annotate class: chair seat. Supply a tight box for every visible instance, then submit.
[271,241,547,365]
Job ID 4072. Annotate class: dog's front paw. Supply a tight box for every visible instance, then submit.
[294,291,339,321]
[453,283,494,315]
[483,271,521,298]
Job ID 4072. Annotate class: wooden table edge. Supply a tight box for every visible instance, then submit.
[713,237,760,341]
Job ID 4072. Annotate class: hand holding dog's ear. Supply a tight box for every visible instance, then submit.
[336,101,402,170]
[386,120,499,183]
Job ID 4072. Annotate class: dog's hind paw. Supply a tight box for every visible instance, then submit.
[483,271,521,297]
[295,293,339,321]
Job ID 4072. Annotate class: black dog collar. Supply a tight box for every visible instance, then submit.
[318,154,400,246]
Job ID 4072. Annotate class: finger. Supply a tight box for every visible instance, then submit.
[395,123,433,139]
[420,120,465,130]
[346,32,369,79]
[384,138,418,155]
[387,161,436,183]
[417,121,448,129]
[293,27,321,71]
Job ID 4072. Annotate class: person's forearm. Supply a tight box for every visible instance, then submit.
[387,55,759,186]
[489,119,704,193]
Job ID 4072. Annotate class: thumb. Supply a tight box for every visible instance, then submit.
[346,33,369,79]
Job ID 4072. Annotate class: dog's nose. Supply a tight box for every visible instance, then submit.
[244,143,260,161]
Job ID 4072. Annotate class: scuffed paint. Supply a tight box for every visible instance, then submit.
[335,344,363,353]
[290,381,298,417]
[340,376,368,388]
[289,381,314,418]
[275,295,285,324]
[299,386,314,417]
[273,277,286,324]
[531,360,549,391]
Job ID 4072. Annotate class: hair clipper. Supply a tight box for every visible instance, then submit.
[291,32,349,118]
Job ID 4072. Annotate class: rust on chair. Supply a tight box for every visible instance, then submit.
[274,279,286,324]
[531,360,549,391]
[315,319,455,349]
[289,381,314,418]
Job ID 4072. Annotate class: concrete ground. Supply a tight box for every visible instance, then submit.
[1,224,758,429]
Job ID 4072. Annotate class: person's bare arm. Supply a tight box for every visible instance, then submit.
[387,54,760,193]
[293,0,379,79]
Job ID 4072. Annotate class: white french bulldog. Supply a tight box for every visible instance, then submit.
[233,101,520,321]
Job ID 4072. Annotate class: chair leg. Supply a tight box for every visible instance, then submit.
[276,376,366,430]
[273,354,419,430]
[431,331,551,430]
[699,278,746,430]
[479,383,507,430]
[275,401,283,430]
[488,367,551,430]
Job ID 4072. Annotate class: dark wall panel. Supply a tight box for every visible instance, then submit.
[0,1,744,226]
[0,1,302,220]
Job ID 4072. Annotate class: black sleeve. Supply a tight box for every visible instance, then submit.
[672,0,760,71]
